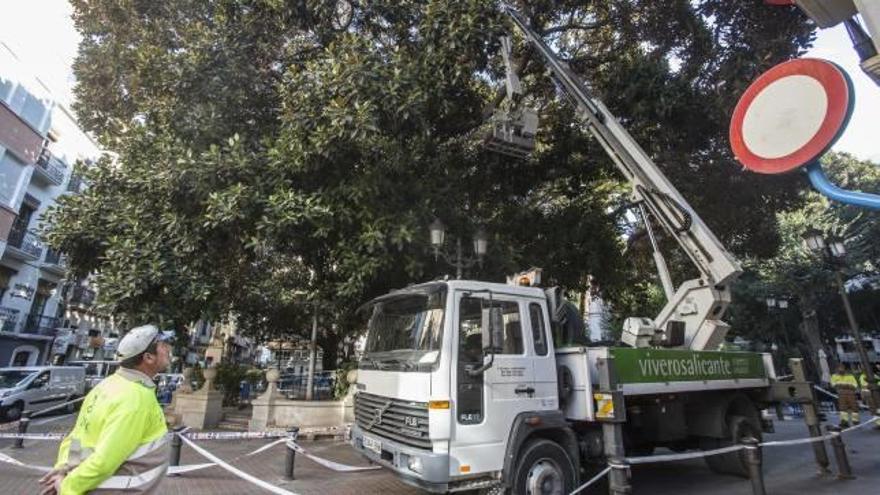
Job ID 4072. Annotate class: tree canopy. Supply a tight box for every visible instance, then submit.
[46,0,816,359]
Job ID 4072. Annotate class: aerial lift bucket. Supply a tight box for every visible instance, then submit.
[484,106,538,158]
[483,36,539,159]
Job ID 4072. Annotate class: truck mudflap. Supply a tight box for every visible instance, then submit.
[350,424,451,493]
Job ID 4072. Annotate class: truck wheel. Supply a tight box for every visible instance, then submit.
[4,401,24,421]
[512,438,576,495]
[702,415,761,478]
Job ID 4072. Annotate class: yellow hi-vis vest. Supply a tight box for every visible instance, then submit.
[831,372,859,389]
[55,368,169,495]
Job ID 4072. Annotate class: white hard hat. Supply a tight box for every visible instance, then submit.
[116,324,174,360]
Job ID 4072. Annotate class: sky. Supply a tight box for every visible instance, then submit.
[0,1,878,164]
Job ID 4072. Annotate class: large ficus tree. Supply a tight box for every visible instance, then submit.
[46,0,813,361]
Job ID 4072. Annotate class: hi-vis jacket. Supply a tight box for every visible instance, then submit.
[831,372,859,389]
[54,368,169,494]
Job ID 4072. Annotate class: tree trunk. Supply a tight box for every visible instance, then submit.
[797,293,824,382]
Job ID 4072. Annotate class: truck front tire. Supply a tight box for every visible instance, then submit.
[511,438,576,495]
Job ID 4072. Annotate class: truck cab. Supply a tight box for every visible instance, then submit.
[351,280,568,493]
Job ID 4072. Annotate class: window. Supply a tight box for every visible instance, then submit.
[459,297,522,355]
[529,303,549,356]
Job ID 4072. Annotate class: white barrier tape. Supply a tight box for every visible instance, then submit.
[625,444,744,465]
[29,396,85,418]
[814,385,838,399]
[0,432,65,440]
[182,430,290,440]
[179,434,298,495]
[167,462,216,475]
[0,452,52,473]
[839,416,880,433]
[761,434,832,448]
[167,437,291,475]
[287,441,381,472]
[569,466,611,495]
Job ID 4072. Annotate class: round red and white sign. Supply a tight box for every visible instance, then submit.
[730,58,854,174]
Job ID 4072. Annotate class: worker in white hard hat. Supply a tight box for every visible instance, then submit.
[40,324,174,495]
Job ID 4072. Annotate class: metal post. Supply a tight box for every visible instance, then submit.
[826,425,855,480]
[306,303,318,401]
[834,270,880,413]
[13,411,31,448]
[789,358,831,475]
[743,437,766,495]
[597,357,631,495]
[170,428,184,467]
[285,427,300,480]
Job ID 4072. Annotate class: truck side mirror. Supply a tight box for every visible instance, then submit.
[482,307,504,353]
[469,307,503,377]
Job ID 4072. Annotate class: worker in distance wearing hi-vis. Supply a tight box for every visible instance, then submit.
[39,325,174,495]
[830,363,861,428]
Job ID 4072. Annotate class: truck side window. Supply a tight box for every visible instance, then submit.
[529,303,549,356]
[498,301,523,354]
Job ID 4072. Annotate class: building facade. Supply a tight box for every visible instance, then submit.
[0,42,116,367]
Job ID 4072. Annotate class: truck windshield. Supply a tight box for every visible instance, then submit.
[362,288,446,370]
[0,370,35,388]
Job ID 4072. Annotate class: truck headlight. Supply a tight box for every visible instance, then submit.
[407,456,423,474]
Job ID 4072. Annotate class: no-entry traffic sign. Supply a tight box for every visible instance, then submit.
[730,58,854,174]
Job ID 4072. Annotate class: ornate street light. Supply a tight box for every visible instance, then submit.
[801,228,826,253]
[429,219,488,279]
[802,228,880,413]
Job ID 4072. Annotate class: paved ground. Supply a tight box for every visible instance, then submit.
[1,412,877,494]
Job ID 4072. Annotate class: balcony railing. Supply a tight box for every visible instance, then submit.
[44,248,67,269]
[35,149,67,185]
[6,223,44,259]
[70,286,96,308]
[0,307,20,333]
[21,314,60,336]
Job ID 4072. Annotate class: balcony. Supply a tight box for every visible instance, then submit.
[69,286,96,309]
[42,248,67,275]
[6,223,44,261]
[21,314,60,337]
[33,149,67,186]
[0,307,20,333]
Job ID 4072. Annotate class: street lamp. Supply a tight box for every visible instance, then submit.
[765,295,793,371]
[429,218,488,279]
[801,229,880,413]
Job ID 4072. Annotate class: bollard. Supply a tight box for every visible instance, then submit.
[285,427,300,480]
[775,403,785,421]
[826,425,855,480]
[607,458,632,495]
[14,411,31,449]
[170,427,185,467]
[743,437,766,495]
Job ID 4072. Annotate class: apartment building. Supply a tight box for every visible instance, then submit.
[0,42,115,366]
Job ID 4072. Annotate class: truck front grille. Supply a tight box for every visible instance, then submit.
[355,392,431,450]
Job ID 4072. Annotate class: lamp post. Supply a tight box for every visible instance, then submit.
[429,218,488,279]
[766,296,793,372]
[802,228,880,412]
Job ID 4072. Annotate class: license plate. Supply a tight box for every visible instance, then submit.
[363,435,382,455]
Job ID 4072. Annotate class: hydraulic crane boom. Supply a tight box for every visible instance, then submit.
[500,5,743,350]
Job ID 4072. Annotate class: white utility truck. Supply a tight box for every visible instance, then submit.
[350,6,815,494]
